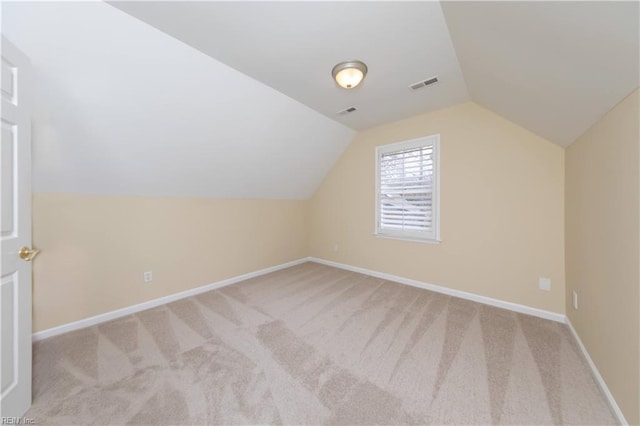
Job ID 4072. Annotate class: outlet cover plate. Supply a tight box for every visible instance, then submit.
[539,277,551,291]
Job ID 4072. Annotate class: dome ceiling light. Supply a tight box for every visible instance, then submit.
[331,60,368,89]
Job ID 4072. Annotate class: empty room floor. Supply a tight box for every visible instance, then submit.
[27,262,615,425]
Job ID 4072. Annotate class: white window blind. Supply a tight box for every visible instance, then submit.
[375,135,440,242]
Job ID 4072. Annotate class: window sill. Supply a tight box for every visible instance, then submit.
[373,233,441,245]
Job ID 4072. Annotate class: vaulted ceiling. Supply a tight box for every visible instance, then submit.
[2,2,355,199]
[2,1,638,199]
[110,1,639,146]
[441,1,639,146]
[109,1,470,132]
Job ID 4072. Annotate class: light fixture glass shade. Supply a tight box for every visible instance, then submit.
[332,60,368,89]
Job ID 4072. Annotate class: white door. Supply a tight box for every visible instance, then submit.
[0,36,34,418]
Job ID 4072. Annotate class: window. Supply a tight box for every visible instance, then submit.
[375,135,440,242]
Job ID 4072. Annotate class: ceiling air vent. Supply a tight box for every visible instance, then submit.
[409,76,439,91]
[336,106,358,115]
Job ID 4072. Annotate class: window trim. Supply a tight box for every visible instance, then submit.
[374,134,441,243]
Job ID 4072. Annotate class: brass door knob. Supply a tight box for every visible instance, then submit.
[19,246,40,262]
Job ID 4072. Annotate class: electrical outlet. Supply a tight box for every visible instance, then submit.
[332,243,339,252]
[144,271,153,282]
[538,277,551,291]
[573,291,578,309]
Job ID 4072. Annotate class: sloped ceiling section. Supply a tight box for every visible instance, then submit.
[111,1,640,148]
[441,1,640,147]
[108,1,470,131]
[3,2,355,199]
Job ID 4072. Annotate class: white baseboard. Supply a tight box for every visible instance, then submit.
[33,255,564,336]
[308,257,566,323]
[566,318,627,425]
[32,257,309,342]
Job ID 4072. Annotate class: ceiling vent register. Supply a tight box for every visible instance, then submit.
[336,106,358,115]
[409,76,439,91]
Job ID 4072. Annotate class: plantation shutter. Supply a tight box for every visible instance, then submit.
[379,143,435,236]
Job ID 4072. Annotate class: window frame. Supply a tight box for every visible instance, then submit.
[374,134,441,244]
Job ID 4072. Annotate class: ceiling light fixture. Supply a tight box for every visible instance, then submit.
[332,60,368,89]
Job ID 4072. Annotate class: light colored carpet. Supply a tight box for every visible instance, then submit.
[27,262,615,425]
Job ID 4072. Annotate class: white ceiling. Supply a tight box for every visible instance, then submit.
[111,0,639,147]
[108,1,471,132]
[441,1,640,147]
[2,2,354,199]
[2,1,638,201]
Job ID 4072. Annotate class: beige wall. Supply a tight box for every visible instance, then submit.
[32,193,309,332]
[565,89,639,425]
[309,102,566,314]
